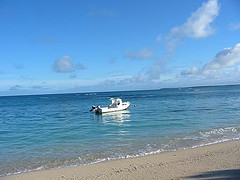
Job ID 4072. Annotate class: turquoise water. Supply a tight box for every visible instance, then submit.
[1,85,240,176]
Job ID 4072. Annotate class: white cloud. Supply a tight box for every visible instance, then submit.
[53,56,84,73]
[172,0,219,38]
[180,43,240,78]
[165,0,220,51]
[123,0,220,83]
[98,62,173,86]
[124,48,155,60]
[203,44,240,70]
[230,22,240,31]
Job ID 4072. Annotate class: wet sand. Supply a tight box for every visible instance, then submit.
[2,140,240,180]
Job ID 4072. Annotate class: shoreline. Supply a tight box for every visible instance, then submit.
[2,140,240,180]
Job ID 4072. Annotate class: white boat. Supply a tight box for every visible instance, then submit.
[90,98,130,114]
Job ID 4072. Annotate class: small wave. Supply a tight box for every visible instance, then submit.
[85,93,96,96]
[39,97,49,99]
[190,137,240,149]
[199,127,239,137]
[1,165,45,177]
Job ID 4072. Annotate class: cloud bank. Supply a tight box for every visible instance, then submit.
[122,0,221,85]
[180,43,240,78]
[98,0,224,90]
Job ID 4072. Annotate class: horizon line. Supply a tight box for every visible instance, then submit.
[0,83,240,98]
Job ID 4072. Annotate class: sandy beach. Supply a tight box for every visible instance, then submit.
[2,140,240,180]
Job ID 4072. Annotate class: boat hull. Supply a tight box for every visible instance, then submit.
[96,102,130,114]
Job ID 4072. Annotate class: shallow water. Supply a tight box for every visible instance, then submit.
[0,85,240,176]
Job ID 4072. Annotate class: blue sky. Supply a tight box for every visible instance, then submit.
[0,0,240,96]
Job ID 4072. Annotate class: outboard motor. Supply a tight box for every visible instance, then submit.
[90,105,96,112]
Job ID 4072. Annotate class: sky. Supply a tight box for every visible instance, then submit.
[0,0,240,96]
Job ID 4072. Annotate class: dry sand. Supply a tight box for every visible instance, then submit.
[2,140,240,180]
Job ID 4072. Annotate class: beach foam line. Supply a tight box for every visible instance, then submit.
[2,136,240,178]
[2,140,240,180]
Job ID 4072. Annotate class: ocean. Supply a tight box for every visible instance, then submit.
[0,85,240,176]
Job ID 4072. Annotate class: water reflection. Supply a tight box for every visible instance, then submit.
[94,110,131,126]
